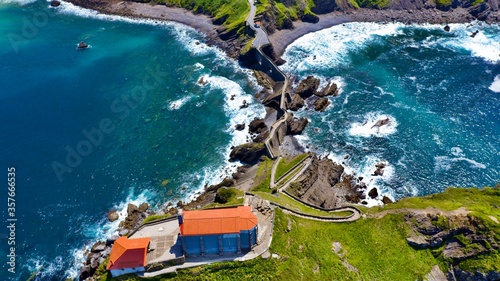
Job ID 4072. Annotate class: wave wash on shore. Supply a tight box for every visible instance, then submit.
[281,22,500,203]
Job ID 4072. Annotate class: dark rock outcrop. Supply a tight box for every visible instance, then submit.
[287,155,346,208]
[296,76,320,99]
[249,117,268,134]
[229,143,266,164]
[301,13,319,23]
[451,267,500,281]
[91,242,106,253]
[287,117,308,135]
[371,118,391,129]
[50,0,61,7]
[253,130,270,143]
[79,265,92,281]
[313,97,330,112]
[235,124,245,131]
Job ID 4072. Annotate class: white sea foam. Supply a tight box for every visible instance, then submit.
[282,22,405,72]
[489,75,500,93]
[348,112,398,138]
[0,0,36,5]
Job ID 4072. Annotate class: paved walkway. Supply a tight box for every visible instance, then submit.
[246,0,270,48]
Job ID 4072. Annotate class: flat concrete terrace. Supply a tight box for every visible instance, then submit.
[130,219,183,264]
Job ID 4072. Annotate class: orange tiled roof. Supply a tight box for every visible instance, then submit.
[181,206,258,236]
[106,236,150,270]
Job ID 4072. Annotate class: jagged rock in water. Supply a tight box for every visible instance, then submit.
[296,76,320,99]
[313,97,330,112]
[371,118,391,129]
[288,94,305,111]
[316,82,339,97]
[373,162,386,176]
[229,143,266,164]
[235,124,245,131]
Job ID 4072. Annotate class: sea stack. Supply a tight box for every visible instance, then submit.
[50,0,61,7]
[77,41,89,50]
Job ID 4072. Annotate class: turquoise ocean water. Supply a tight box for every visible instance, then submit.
[0,0,498,280]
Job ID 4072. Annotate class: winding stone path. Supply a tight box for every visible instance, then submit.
[246,0,270,48]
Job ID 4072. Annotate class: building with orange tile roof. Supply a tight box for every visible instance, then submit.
[106,236,150,277]
[179,206,258,256]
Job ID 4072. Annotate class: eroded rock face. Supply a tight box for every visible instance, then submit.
[296,76,320,99]
[235,124,245,131]
[313,97,330,112]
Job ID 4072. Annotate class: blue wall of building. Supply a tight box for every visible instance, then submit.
[182,226,258,256]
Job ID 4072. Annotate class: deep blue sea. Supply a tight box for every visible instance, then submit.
[0,0,499,280]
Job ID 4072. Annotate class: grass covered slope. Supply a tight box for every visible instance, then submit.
[108,185,500,280]
[147,0,250,32]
